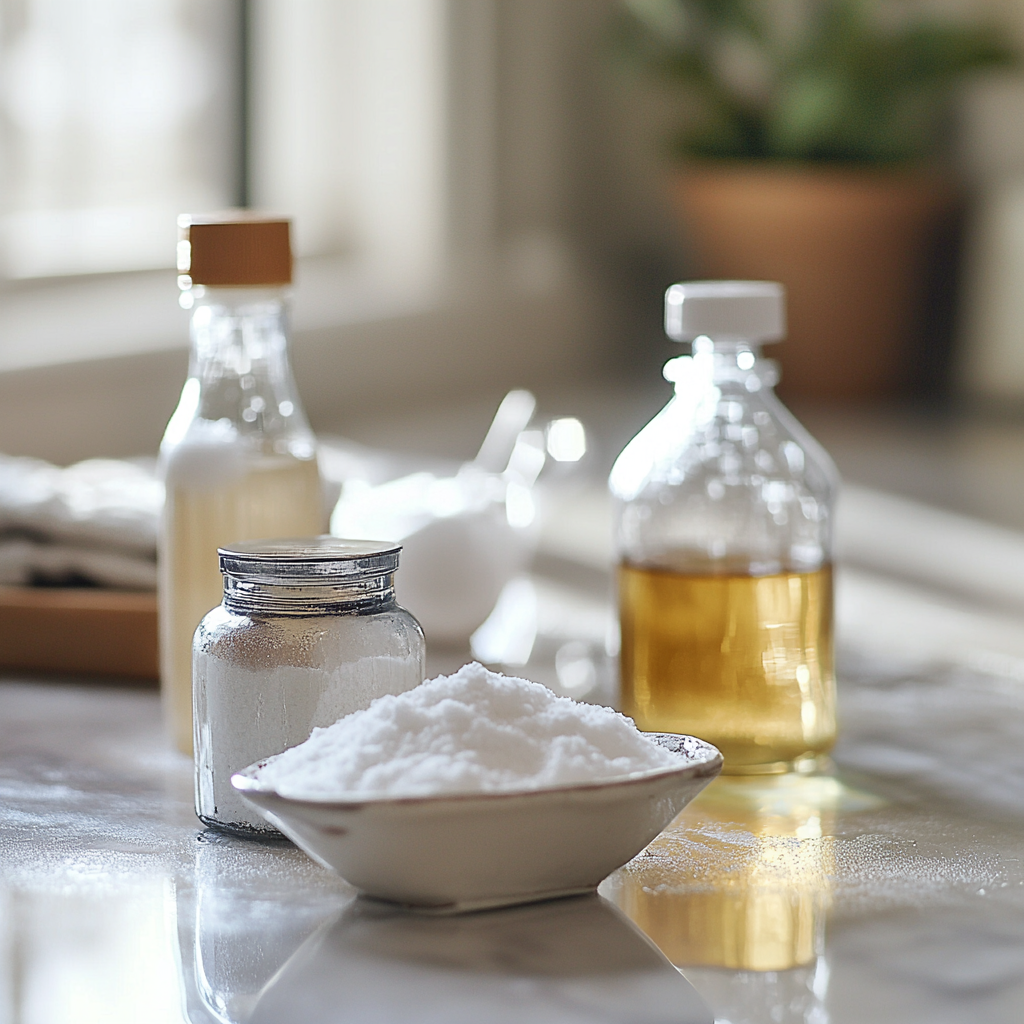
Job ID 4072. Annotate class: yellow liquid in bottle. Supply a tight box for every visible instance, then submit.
[618,563,835,773]
[159,456,323,755]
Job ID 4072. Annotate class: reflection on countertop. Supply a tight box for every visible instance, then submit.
[232,895,710,1024]
[181,830,351,1023]
[606,776,859,974]
[603,774,867,1024]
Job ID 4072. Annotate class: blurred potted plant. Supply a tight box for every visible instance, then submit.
[618,0,1017,399]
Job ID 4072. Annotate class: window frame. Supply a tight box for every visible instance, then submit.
[0,0,582,377]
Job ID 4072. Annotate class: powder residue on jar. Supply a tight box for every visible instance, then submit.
[254,661,680,799]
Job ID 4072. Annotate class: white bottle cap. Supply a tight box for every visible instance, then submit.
[664,281,785,343]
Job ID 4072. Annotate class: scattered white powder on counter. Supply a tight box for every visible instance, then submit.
[255,661,680,799]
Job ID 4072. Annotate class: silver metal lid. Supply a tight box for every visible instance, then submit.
[218,536,401,584]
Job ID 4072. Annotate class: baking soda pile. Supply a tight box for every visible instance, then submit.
[255,661,679,799]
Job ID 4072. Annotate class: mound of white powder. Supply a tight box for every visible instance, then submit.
[254,661,679,799]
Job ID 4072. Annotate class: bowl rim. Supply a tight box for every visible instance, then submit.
[230,732,723,811]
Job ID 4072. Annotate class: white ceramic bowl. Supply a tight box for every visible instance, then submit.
[231,733,722,913]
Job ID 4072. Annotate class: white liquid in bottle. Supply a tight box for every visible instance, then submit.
[159,453,323,755]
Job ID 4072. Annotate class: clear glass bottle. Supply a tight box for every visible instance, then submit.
[610,282,839,774]
[159,215,324,755]
[194,538,425,835]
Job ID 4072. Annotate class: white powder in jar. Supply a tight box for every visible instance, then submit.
[254,661,680,799]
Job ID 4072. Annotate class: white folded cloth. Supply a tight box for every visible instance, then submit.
[0,455,162,554]
[0,454,161,590]
[0,538,157,590]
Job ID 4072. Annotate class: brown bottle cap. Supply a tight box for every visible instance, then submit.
[178,212,292,286]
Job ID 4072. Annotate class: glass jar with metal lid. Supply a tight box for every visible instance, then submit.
[193,536,425,835]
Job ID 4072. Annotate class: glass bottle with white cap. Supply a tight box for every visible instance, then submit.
[609,281,839,774]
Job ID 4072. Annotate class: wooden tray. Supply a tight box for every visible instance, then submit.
[0,586,158,680]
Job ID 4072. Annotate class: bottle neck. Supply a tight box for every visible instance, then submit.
[664,336,779,393]
[175,285,313,452]
[187,285,289,379]
[222,571,397,616]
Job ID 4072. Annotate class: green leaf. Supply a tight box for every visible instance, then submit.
[614,0,1020,163]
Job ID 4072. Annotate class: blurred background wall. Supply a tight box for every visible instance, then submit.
[1,0,1024,465]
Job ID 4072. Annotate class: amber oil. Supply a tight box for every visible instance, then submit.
[618,562,836,773]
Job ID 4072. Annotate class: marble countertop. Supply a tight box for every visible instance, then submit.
[5,402,1024,1024]
[5,566,1024,1023]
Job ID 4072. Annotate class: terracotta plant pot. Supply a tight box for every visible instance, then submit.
[670,165,959,401]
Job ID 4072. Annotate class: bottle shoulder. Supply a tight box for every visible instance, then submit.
[159,428,319,492]
[163,291,315,461]
[609,386,838,504]
[610,385,838,572]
